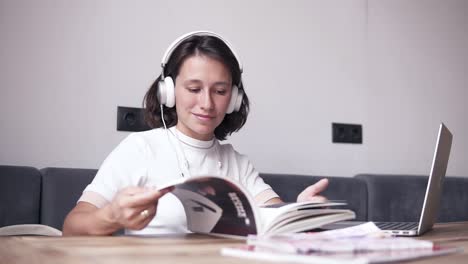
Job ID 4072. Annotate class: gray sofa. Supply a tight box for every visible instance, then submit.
[1,165,467,231]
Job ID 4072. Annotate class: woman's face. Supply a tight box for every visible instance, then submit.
[174,55,232,141]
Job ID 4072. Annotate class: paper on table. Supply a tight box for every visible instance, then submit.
[221,244,460,264]
[247,222,433,253]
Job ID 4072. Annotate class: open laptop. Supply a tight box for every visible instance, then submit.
[325,123,452,236]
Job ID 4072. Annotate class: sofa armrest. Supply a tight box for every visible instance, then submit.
[40,167,97,230]
[0,165,41,227]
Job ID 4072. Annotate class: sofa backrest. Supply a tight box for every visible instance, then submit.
[3,165,467,232]
[0,165,42,227]
[260,173,368,221]
[40,167,97,230]
[438,176,468,222]
[356,174,468,223]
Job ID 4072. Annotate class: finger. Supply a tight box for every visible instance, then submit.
[129,204,158,230]
[120,186,149,195]
[304,178,329,196]
[127,188,172,208]
[307,195,328,203]
[141,206,157,222]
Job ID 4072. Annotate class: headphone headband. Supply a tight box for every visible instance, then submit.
[157,31,244,113]
[160,30,243,77]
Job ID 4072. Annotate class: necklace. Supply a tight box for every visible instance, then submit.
[159,104,222,178]
[169,128,223,178]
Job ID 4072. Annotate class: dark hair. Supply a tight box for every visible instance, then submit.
[143,34,250,141]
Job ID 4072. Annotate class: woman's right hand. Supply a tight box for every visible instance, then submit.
[108,186,172,230]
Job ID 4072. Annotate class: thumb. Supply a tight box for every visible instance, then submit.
[130,187,173,207]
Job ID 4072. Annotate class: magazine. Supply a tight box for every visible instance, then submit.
[221,222,461,263]
[246,224,435,254]
[221,244,460,264]
[0,224,62,236]
[157,175,355,237]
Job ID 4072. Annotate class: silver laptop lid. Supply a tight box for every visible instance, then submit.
[417,123,452,235]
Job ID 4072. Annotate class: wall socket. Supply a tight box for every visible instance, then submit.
[116,106,151,132]
[332,123,363,144]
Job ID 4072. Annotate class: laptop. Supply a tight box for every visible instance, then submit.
[325,123,453,236]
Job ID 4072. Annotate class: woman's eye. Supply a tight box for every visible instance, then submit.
[216,90,227,95]
[187,87,200,93]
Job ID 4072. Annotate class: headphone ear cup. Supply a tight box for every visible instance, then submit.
[158,77,175,107]
[226,85,239,114]
[234,87,243,112]
[164,77,175,108]
[157,79,167,105]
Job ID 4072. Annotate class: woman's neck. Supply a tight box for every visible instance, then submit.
[172,126,216,149]
[175,124,215,141]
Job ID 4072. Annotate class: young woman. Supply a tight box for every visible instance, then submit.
[63,31,328,236]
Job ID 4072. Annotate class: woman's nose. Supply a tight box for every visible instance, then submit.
[200,90,214,110]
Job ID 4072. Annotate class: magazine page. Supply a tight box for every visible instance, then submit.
[261,209,355,234]
[166,176,260,237]
[267,212,356,235]
[259,201,347,221]
[259,201,353,234]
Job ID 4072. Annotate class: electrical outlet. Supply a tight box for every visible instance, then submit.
[332,123,362,144]
[116,106,151,132]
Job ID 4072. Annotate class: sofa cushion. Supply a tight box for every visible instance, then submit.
[40,167,97,230]
[0,165,42,227]
[356,174,426,222]
[356,174,468,223]
[260,173,367,221]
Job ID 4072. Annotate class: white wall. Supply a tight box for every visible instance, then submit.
[363,0,468,176]
[0,0,467,177]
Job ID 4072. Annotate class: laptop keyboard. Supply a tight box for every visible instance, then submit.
[374,222,418,230]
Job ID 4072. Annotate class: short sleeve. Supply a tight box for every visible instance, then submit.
[79,133,150,206]
[237,154,279,204]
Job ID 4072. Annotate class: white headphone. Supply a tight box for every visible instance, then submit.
[157,31,244,114]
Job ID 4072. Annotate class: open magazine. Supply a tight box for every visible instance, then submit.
[157,175,355,237]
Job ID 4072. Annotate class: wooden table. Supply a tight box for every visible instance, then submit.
[1,222,467,264]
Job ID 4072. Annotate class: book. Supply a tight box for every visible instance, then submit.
[157,175,355,238]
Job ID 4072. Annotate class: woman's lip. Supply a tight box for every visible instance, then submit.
[193,113,214,119]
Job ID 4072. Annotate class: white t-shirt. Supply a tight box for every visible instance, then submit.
[79,127,278,235]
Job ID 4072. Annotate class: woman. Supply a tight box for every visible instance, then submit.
[63,31,328,236]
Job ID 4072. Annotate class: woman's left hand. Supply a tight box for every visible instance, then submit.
[297,178,329,203]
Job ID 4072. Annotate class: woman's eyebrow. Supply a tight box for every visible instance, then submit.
[212,81,230,87]
[183,79,203,85]
[183,80,230,87]
[213,82,230,86]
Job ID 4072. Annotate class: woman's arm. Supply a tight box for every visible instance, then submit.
[62,187,172,236]
[262,197,284,205]
[63,202,120,236]
[259,178,329,206]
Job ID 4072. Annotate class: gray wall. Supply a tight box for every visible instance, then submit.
[1,0,467,177]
